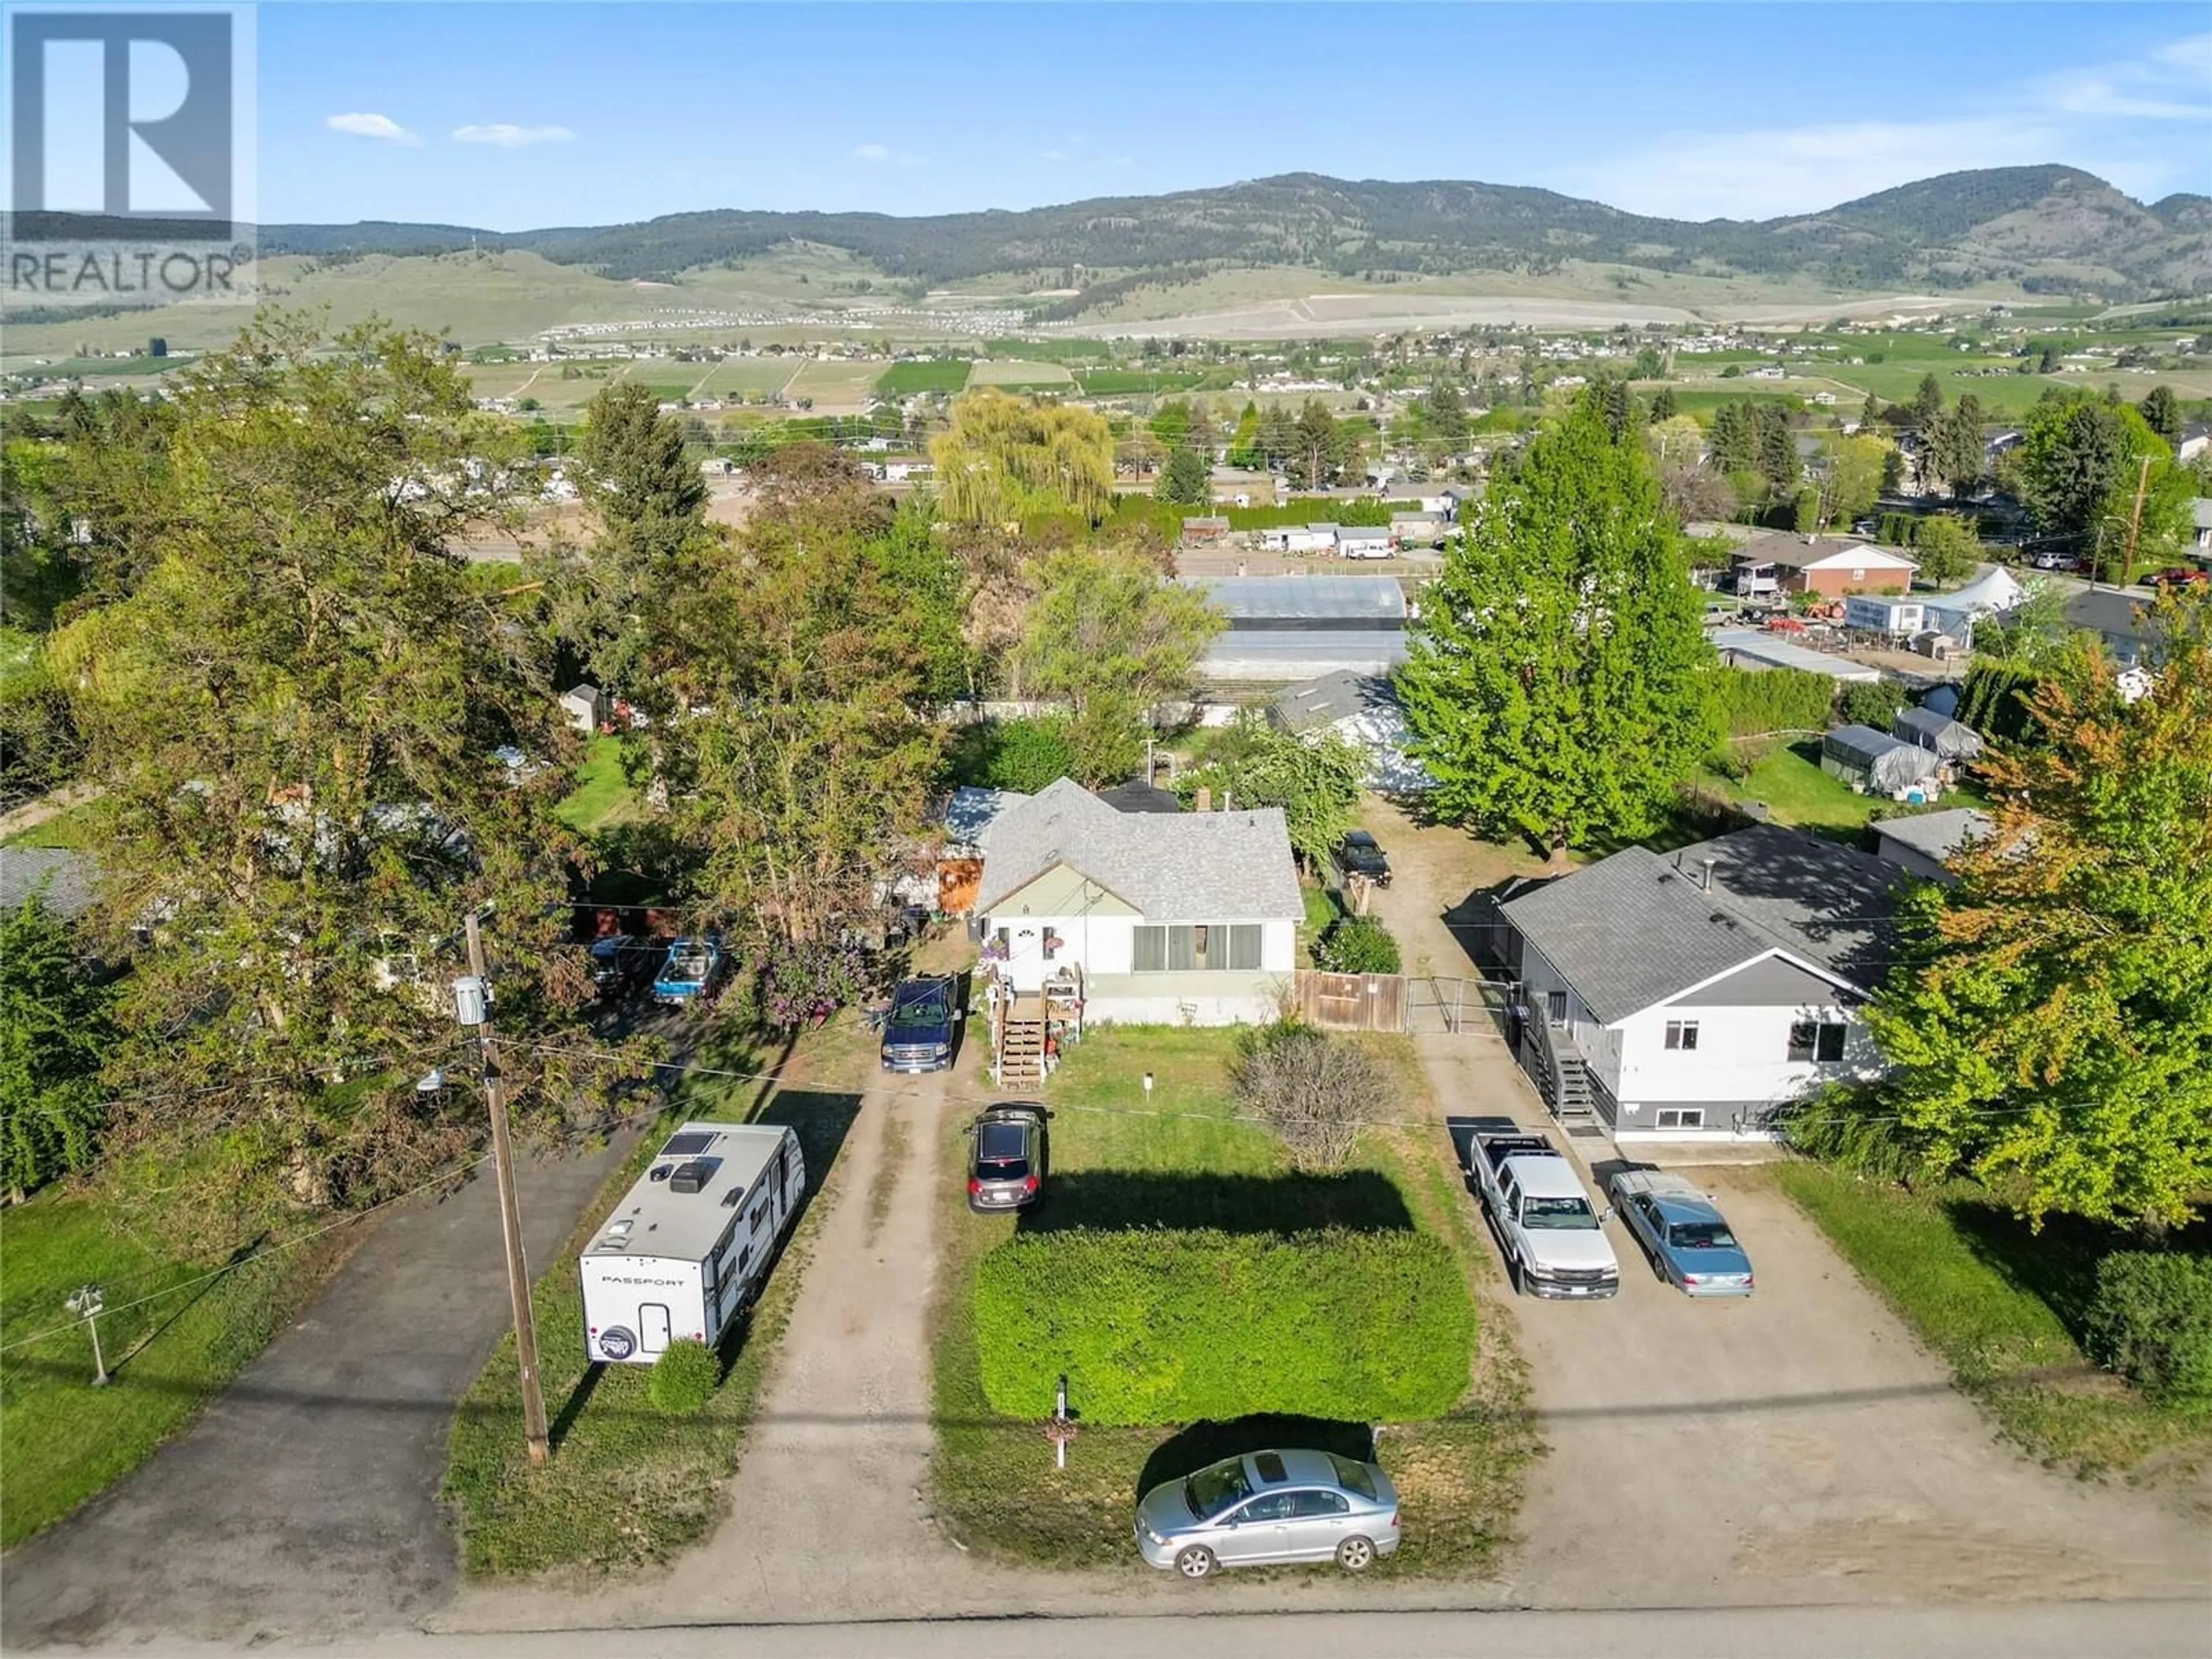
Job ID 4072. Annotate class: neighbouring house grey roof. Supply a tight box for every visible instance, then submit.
[1185,573,1406,624]
[0,844,99,921]
[1731,530,1916,572]
[1823,724,1941,790]
[1096,781,1182,815]
[942,785,1026,851]
[1873,808,1992,865]
[1502,826,1902,1022]
[2066,588,2154,643]
[1390,510,1441,524]
[1273,669,1401,731]
[1892,705,1983,759]
[975,777,1301,921]
[1334,524,1391,543]
[561,681,600,703]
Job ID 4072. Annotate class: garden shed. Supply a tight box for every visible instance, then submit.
[1891,705,1982,763]
[1821,724,1941,798]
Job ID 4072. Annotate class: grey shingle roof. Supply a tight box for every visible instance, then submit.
[975,778,1301,922]
[1873,808,1991,862]
[0,845,98,921]
[1502,825,1902,1021]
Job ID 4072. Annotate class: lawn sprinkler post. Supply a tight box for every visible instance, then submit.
[1142,1072,1154,1107]
[66,1285,108,1386]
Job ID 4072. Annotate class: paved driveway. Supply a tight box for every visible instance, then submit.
[0,1138,629,1649]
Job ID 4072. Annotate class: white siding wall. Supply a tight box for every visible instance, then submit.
[1609,1000,1883,1137]
[989,915,1291,992]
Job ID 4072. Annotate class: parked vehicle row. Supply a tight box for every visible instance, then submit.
[1464,1122,1756,1301]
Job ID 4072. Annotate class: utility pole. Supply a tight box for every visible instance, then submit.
[2120,453,2154,585]
[461,911,550,1465]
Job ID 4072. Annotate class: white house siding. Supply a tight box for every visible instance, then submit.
[1085,969,1289,1027]
[1872,834,1948,882]
[1609,991,1882,1140]
[982,905,1294,1024]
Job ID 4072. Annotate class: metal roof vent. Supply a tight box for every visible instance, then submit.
[667,1158,716,1195]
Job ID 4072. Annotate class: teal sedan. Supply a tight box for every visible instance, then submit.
[1609,1170,1755,1297]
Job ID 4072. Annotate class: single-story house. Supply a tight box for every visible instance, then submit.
[974,777,1301,1027]
[2188,497,2211,556]
[1732,531,1918,597]
[1500,824,1901,1140]
[1261,522,1338,556]
[1334,525,1393,560]
[1871,808,1991,882]
[2064,589,2160,667]
[1891,705,1982,763]
[2179,426,2210,467]
[1272,669,1433,793]
[1382,484,1453,516]
[1181,516,1231,543]
[558,683,607,734]
[1710,628,1881,684]
[1821,724,1941,798]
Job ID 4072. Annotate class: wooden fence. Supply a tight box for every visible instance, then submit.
[1293,969,1408,1032]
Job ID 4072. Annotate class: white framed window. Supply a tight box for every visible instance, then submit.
[1656,1107,1705,1129]
[1664,1020,1699,1052]
[1132,923,1264,974]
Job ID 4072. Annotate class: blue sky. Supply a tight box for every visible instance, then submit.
[249,2,2212,228]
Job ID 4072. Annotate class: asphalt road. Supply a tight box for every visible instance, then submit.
[0,1137,631,1650]
[33,1599,2212,1659]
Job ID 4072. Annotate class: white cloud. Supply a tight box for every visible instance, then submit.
[2039,31,2212,122]
[853,143,893,162]
[452,124,575,149]
[325,112,419,146]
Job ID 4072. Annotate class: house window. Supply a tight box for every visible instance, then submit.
[1134,923,1262,973]
[1546,991,1569,1024]
[1851,568,1867,582]
[1656,1108,1705,1130]
[1664,1020,1699,1052]
[1789,1020,1849,1062]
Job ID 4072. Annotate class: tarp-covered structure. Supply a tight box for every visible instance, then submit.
[1924,566,2027,645]
[1821,724,1941,796]
[1892,705,1983,762]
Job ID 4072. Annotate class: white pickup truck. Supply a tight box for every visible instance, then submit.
[1466,1123,1620,1300]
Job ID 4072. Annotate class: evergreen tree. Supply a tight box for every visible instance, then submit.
[1912,372,1944,429]
[0,896,113,1199]
[1647,385,1677,423]
[2139,384,2182,444]
[1397,397,1718,865]
[1860,392,1881,429]
[1929,394,1988,499]
[1154,443,1211,506]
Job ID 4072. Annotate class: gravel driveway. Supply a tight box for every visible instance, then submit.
[1361,799,2210,1608]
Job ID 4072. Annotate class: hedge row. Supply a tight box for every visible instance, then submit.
[1703,664,1835,740]
[973,1228,1474,1426]
[2083,1252,2212,1406]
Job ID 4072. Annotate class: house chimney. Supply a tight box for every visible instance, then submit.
[1701,858,1717,892]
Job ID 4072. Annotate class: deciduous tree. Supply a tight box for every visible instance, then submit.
[1397,397,1718,865]
[930,389,1114,525]
[1864,596,2212,1228]
[1910,512,1982,587]
[1175,709,1363,872]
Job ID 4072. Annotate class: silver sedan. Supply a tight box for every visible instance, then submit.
[1133,1448,1400,1578]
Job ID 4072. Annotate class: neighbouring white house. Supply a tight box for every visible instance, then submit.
[1334,525,1393,559]
[974,778,1301,1029]
[1260,522,1338,555]
[1500,825,1903,1141]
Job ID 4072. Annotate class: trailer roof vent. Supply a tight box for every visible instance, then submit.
[593,1236,631,1252]
[667,1158,718,1195]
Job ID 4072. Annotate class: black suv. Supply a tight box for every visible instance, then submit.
[967,1104,1048,1211]
[1334,830,1392,888]
[879,975,960,1073]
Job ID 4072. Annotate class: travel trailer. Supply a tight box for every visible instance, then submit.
[578,1120,805,1365]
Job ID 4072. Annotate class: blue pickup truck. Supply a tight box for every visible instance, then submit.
[652,937,727,1007]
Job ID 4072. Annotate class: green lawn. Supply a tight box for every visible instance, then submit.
[1711,740,1883,836]
[1775,1164,2212,1477]
[874,359,971,397]
[930,1025,1535,1575]
[440,1004,876,1576]
[555,734,635,834]
[0,1192,347,1546]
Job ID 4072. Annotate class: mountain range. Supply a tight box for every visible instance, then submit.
[165,165,2212,306]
